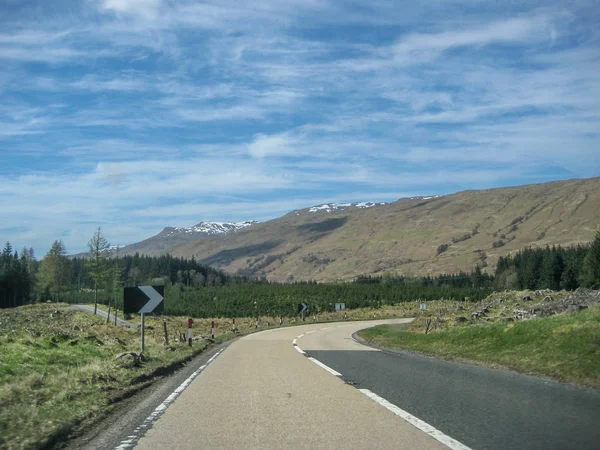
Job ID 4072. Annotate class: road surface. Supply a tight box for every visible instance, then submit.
[77,319,600,449]
[131,319,447,450]
[300,323,600,450]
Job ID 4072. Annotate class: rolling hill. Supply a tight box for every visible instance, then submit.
[129,177,600,282]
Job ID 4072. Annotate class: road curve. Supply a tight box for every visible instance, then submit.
[299,323,600,450]
[70,304,136,328]
[133,319,447,450]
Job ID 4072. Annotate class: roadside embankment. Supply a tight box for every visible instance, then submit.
[358,290,600,388]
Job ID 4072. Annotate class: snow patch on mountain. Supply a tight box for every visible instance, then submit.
[306,202,386,213]
[165,221,258,237]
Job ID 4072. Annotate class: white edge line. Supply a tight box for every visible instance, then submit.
[294,346,306,355]
[114,349,225,450]
[358,389,472,450]
[307,357,343,377]
[292,339,298,346]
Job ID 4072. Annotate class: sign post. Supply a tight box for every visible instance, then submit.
[298,303,308,321]
[188,318,193,347]
[124,285,165,354]
[140,313,145,353]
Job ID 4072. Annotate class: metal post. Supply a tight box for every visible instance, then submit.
[141,312,145,354]
[163,319,169,345]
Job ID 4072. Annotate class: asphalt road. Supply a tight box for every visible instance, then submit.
[70,320,600,450]
[70,304,136,328]
[132,319,445,450]
[299,324,600,450]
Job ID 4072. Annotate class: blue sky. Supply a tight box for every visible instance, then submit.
[1,0,599,257]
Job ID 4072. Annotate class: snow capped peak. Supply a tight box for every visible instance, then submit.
[406,195,439,201]
[165,220,258,237]
[306,202,386,213]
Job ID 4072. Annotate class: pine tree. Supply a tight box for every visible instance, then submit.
[580,231,600,288]
[38,241,70,302]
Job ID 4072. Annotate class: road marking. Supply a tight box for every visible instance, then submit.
[358,389,472,450]
[308,357,343,377]
[114,349,225,450]
[293,332,342,376]
[294,346,306,355]
[305,330,316,335]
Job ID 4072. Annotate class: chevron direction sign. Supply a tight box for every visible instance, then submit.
[124,285,165,314]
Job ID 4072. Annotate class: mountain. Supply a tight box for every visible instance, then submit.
[123,177,600,282]
[117,221,258,255]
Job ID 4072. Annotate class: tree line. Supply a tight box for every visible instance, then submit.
[2,229,598,314]
[164,271,493,318]
[494,231,600,291]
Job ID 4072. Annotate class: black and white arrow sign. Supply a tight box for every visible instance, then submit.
[124,285,165,314]
[298,302,308,314]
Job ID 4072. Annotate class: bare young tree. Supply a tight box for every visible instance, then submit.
[87,227,111,315]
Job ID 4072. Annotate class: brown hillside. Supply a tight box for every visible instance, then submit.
[166,177,600,281]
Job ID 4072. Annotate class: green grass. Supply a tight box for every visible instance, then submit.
[0,304,213,450]
[358,305,600,388]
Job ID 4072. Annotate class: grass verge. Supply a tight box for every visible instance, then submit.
[0,301,419,449]
[358,305,600,388]
[0,304,235,450]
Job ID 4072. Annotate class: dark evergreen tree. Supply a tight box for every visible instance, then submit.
[580,231,600,288]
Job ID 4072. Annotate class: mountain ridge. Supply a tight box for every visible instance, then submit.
[120,177,600,282]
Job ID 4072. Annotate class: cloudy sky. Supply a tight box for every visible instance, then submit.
[1,0,599,257]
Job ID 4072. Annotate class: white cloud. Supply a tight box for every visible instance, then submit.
[248,133,299,159]
[393,15,553,57]
[100,0,163,20]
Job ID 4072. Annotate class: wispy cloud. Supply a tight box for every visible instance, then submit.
[0,0,598,255]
